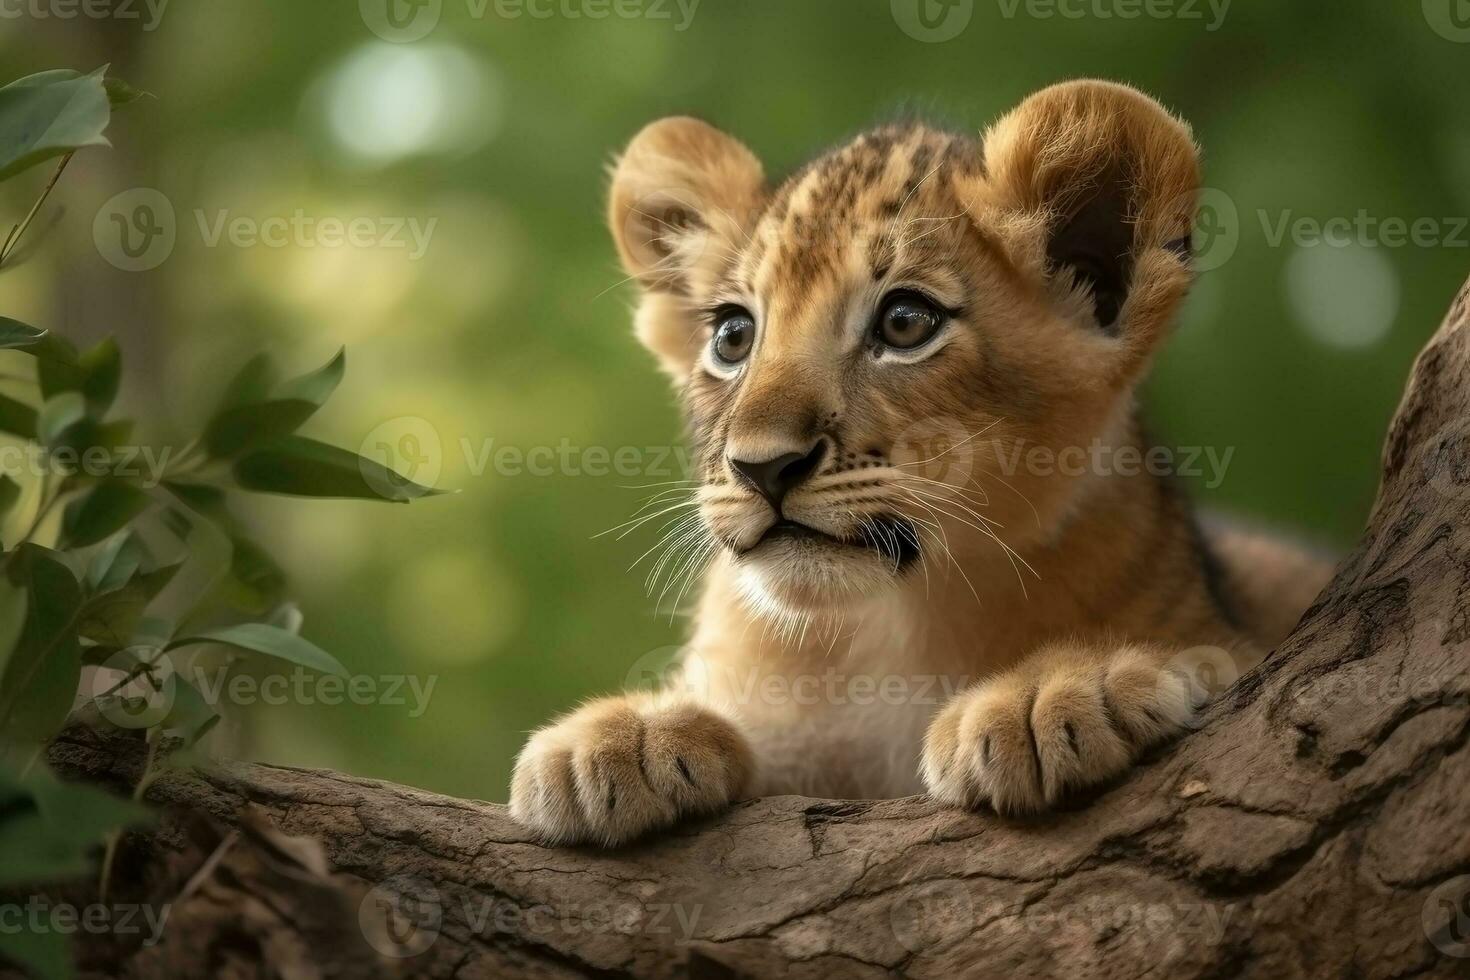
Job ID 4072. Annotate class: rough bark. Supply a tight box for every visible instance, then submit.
[33,277,1470,979]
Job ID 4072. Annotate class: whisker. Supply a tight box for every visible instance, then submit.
[631,512,702,575]
[596,499,701,540]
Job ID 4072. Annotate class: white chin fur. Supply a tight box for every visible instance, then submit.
[734,537,899,616]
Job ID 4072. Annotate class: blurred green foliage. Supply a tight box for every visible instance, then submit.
[1,1,1466,800]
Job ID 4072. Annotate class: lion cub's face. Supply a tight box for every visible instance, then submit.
[608,82,1200,616]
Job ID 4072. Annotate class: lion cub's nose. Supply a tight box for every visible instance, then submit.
[730,441,827,511]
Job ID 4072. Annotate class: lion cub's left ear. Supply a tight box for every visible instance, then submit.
[606,117,765,381]
[978,80,1199,359]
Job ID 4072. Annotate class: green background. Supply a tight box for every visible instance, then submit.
[2,1,1467,800]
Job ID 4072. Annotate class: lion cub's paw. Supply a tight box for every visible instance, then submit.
[921,645,1197,815]
[509,694,752,846]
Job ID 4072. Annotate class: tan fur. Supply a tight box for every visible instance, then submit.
[510,80,1336,846]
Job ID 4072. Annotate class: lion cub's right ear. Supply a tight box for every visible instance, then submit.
[607,118,765,380]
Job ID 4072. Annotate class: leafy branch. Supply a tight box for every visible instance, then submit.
[0,67,445,980]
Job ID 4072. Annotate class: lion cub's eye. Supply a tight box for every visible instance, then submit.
[875,292,945,351]
[712,308,756,365]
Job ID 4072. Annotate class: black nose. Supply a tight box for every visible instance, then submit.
[730,441,827,511]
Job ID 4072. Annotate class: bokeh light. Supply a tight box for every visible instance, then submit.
[314,42,502,167]
[1285,243,1401,350]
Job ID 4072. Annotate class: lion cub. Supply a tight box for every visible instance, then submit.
[510,80,1333,845]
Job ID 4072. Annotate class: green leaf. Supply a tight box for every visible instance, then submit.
[86,530,152,593]
[0,316,47,349]
[0,763,153,888]
[103,75,148,108]
[0,546,82,746]
[77,562,180,647]
[184,711,220,747]
[0,392,37,439]
[159,506,192,540]
[162,480,228,520]
[233,435,446,502]
[78,336,121,413]
[0,68,111,181]
[226,535,287,614]
[160,671,216,738]
[0,578,25,670]
[202,349,345,459]
[168,622,348,678]
[36,391,84,447]
[0,474,18,521]
[157,484,290,614]
[217,352,278,412]
[203,399,319,459]
[35,334,82,399]
[59,480,150,548]
[277,347,345,406]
